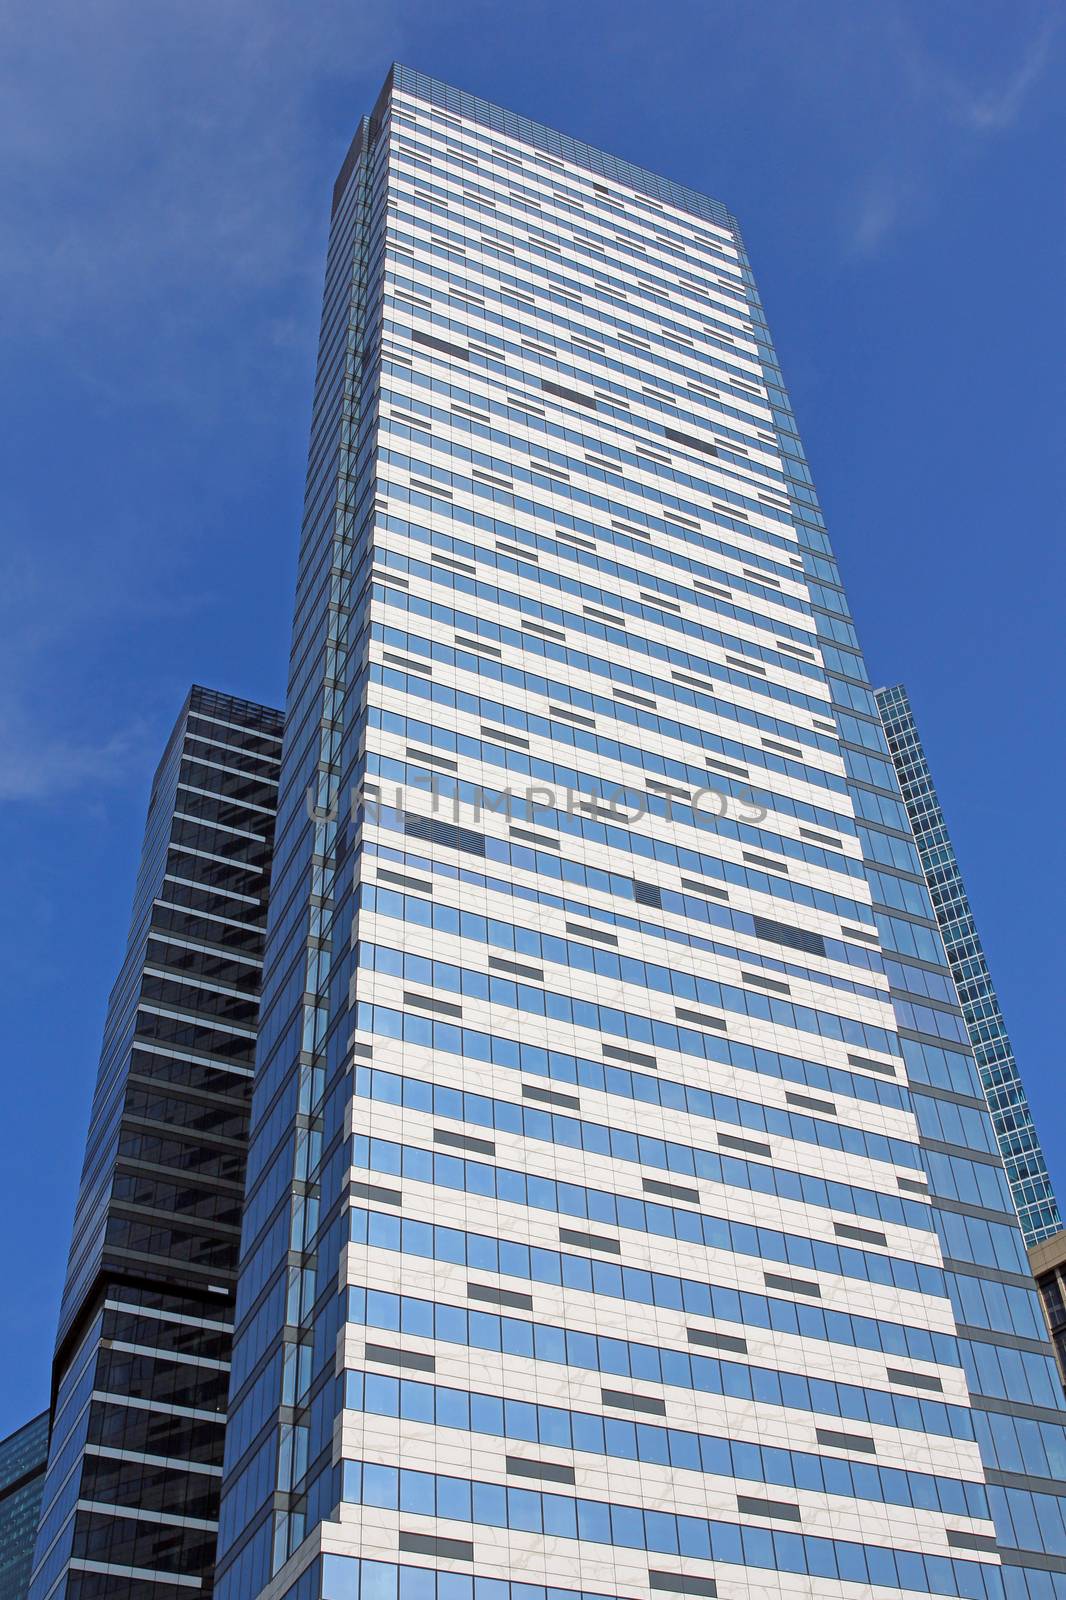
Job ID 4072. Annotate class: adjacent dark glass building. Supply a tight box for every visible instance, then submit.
[28,686,282,1600]
[0,1413,49,1599]
[876,684,1061,1249]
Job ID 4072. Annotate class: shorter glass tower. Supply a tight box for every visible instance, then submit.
[28,687,282,1600]
[876,683,1060,1246]
[0,1412,49,1599]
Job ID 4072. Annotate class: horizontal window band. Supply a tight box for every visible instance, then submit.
[815,1428,876,1454]
[433,1127,495,1156]
[736,1494,801,1522]
[998,1546,1066,1575]
[479,724,529,749]
[907,1081,988,1113]
[920,1138,1004,1169]
[718,1132,771,1158]
[453,633,501,657]
[518,619,566,640]
[986,1466,1066,1496]
[601,1043,658,1069]
[930,1196,1018,1228]
[375,868,434,895]
[412,329,469,361]
[785,1090,836,1116]
[643,1177,700,1204]
[466,1281,534,1311]
[601,1388,666,1415]
[612,687,657,709]
[564,921,618,944]
[505,1455,576,1485]
[509,825,560,849]
[664,426,718,458]
[488,955,545,981]
[956,1325,1052,1357]
[402,990,462,1018]
[349,1180,402,1208]
[834,1222,888,1248]
[703,755,749,778]
[765,1272,820,1298]
[649,1572,717,1597]
[742,851,790,875]
[674,1006,727,1031]
[800,827,843,848]
[541,378,596,408]
[430,553,475,573]
[521,1082,579,1110]
[548,703,595,726]
[971,1392,1066,1426]
[680,876,729,901]
[398,1531,474,1562]
[559,1227,620,1255]
[382,651,431,675]
[687,1326,748,1355]
[946,1530,999,1553]
[740,969,790,995]
[364,1343,435,1372]
[847,1052,897,1078]
[886,1367,943,1393]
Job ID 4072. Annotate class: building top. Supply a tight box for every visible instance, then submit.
[1030,1228,1066,1280]
[334,62,738,233]
[0,1412,48,1497]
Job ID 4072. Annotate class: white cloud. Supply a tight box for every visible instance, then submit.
[0,0,408,804]
[916,12,1059,132]
[843,8,1058,255]
[947,14,1056,131]
[0,0,402,363]
[848,174,914,257]
[0,707,154,802]
[0,535,191,800]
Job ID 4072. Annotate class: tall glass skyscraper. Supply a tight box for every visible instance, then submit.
[29,686,282,1600]
[876,684,1060,1249]
[213,66,1066,1600]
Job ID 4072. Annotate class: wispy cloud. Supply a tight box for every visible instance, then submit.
[911,11,1059,133]
[0,0,405,805]
[848,174,917,257]
[844,7,1059,256]
[0,708,154,803]
[0,535,200,802]
[0,0,401,403]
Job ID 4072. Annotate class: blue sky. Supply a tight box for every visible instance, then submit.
[0,0,1062,1435]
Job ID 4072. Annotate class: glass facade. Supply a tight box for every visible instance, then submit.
[0,1413,49,1599]
[213,65,1066,1600]
[876,683,1061,1250]
[28,686,283,1599]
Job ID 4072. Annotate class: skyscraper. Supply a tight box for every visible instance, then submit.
[0,1412,49,1599]
[876,683,1060,1249]
[214,66,1066,1600]
[28,686,283,1600]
